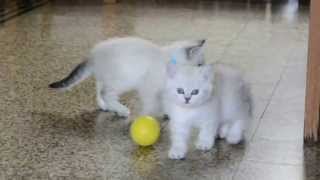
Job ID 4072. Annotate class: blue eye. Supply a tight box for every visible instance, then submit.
[191,89,199,95]
[177,88,184,94]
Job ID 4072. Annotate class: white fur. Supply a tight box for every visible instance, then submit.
[87,37,205,117]
[163,64,251,159]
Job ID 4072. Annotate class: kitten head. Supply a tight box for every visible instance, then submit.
[165,63,214,108]
[166,39,206,66]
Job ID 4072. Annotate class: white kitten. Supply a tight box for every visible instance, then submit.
[49,37,205,117]
[163,63,252,159]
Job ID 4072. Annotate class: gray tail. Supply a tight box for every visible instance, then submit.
[49,59,92,90]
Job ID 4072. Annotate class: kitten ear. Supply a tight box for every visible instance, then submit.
[202,64,213,81]
[185,39,206,60]
[166,62,178,78]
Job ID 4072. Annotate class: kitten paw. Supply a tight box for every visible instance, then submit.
[98,107,130,118]
[97,98,107,111]
[116,108,130,116]
[226,134,242,144]
[195,141,214,151]
[168,148,186,160]
[218,124,229,139]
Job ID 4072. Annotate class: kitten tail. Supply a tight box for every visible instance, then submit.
[49,58,92,90]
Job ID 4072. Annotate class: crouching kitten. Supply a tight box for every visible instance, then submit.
[163,63,252,159]
[49,37,206,118]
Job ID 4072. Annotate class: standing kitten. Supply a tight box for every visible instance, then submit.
[49,37,205,117]
[163,63,252,159]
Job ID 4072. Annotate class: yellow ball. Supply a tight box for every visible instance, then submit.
[130,116,160,146]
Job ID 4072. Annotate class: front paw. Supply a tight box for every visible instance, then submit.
[115,107,130,117]
[226,134,242,144]
[99,107,130,118]
[168,148,186,160]
[98,108,130,118]
[195,140,214,151]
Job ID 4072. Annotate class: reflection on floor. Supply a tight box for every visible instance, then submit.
[0,0,316,179]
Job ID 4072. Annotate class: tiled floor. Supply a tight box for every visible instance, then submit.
[0,0,317,179]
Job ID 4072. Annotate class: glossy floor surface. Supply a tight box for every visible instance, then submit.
[0,0,316,179]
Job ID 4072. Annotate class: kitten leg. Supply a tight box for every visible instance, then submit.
[138,88,162,118]
[96,81,107,109]
[218,123,230,139]
[100,86,130,117]
[168,120,191,160]
[226,119,245,144]
[196,120,218,151]
[162,99,171,120]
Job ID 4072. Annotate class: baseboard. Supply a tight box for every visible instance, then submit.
[0,0,48,23]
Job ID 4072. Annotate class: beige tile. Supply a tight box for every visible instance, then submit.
[235,161,304,180]
[244,139,303,165]
[253,117,304,142]
[245,100,268,139]
[253,64,305,141]
[253,96,304,141]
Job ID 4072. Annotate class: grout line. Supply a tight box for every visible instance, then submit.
[244,159,303,167]
[230,18,304,179]
[231,50,295,179]
[231,65,289,180]
[249,62,289,142]
[229,17,251,180]
[216,19,249,64]
[250,136,304,144]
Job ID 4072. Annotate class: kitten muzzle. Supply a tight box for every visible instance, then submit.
[184,97,191,104]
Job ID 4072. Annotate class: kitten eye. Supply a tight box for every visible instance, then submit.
[191,89,199,95]
[177,88,185,94]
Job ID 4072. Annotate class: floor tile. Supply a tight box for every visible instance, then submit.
[235,161,304,180]
[244,139,303,165]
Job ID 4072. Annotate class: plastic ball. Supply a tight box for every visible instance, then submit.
[130,116,160,146]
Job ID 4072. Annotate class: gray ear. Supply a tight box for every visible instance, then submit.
[202,64,213,81]
[185,39,206,59]
[166,62,178,78]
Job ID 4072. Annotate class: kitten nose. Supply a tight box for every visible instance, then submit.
[185,97,191,104]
